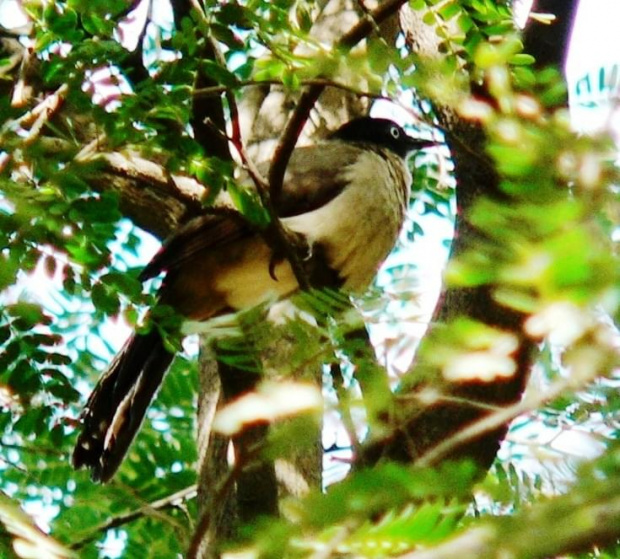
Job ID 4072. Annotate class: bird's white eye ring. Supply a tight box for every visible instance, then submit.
[390,126,400,139]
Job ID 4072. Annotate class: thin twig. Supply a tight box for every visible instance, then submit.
[338,0,410,49]
[398,390,506,413]
[0,83,69,174]
[0,440,64,457]
[206,38,272,205]
[70,484,198,550]
[353,0,386,41]
[331,363,362,455]
[193,78,390,103]
[188,0,208,27]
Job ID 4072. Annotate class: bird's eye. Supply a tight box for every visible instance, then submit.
[390,126,400,139]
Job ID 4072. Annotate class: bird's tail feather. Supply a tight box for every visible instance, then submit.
[72,329,174,482]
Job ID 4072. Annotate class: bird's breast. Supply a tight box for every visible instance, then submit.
[283,150,411,292]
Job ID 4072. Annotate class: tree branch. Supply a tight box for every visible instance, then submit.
[361,0,581,473]
[74,150,207,239]
[194,78,391,104]
[0,83,68,172]
[522,0,580,71]
[70,485,198,550]
[187,435,269,559]
[183,0,231,162]
[414,316,617,468]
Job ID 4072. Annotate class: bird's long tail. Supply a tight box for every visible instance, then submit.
[72,329,174,482]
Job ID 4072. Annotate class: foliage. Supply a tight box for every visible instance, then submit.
[1,0,619,558]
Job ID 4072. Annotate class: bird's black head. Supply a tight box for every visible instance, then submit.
[330,117,436,158]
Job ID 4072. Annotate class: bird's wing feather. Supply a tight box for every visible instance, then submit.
[139,142,362,281]
[274,143,361,217]
[139,212,251,281]
[72,329,173,481]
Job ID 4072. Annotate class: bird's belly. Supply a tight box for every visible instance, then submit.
[163,237,299,321]
[284,177,404,292]
[213,242,299,310]
[333,227,399,291]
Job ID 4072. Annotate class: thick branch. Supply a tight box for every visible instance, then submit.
[522,0,580,71]
[75,151,207,239]
[362,0,580,472]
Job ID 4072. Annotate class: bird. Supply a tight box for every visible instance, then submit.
[72,116,436,482]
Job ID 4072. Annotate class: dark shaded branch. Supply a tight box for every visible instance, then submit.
[74,150,207,239]
[121,10,150,85]
[190,41,231,162]
[193,351,233,558]
[171,0,230,162]
[522,0,580,72]
[187,409,274,559]
[413,371,590,468]
[338,0,413,49]
[218,363,279,523]
[170,0,192,25]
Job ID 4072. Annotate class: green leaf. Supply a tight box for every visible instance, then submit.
[210,23,244,50]
[100,271,143,299]
[200,59,238,87]
[0,255,19,291]
[91,282,120,315]
[218,3,254,29]
[438,1,461,21]
[226,182,270,227]
[81,12,114,36]
[7,303,50,330]
[510,53,536,66]
[45,6,78,35]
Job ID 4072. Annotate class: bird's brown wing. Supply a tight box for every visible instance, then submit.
[274,143,360,217]
[139,211,251,281]
[139,142,362,281]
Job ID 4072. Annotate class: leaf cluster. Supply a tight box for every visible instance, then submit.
[1,0,620,558]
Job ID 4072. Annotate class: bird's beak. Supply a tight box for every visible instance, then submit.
[409,138,440,151]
